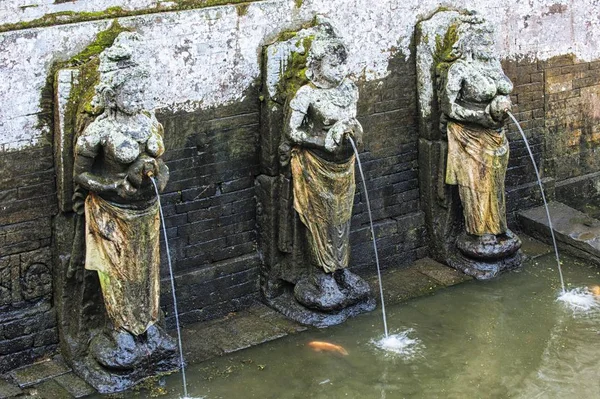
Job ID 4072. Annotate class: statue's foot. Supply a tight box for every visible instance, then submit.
[334,268,371,304]
[145,324,178,355]
[90,329,144,370]
[294,273,347,312]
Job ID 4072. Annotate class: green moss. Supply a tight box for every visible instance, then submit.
[0,1,257,33]
[236,3,250,16]
[294,0,304,8]
[70,20,133,65]
[433,22,461,79]
[38,21,130,138]
[277,35,313,101]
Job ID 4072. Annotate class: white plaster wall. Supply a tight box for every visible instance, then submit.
[0,0,170,25]
[0,0,599,150]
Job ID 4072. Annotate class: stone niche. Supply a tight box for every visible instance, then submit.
[256,17,375,328]
[416,8,522,279]
[52,29,177,393]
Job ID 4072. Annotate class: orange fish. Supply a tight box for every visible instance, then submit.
[308,341,349,356]
[590,285,600,296]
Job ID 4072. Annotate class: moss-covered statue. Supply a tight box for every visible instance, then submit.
[70,32,177,389]
[285,33,372,312]
[257,20,375,327]
[431,14,521,276]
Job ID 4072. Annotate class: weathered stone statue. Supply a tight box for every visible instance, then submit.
[54,30,177,393]
[285,33,371,312]
[257,19,375,327]
[416,10,522,279]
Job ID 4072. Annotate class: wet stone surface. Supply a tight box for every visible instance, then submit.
[53,373,95,398]
[9,357,69,388]
[519,201,600,263]
[0,378,22,398]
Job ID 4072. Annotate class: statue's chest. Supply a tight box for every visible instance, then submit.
[309,89,355,127]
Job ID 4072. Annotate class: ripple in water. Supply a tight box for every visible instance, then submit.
[371,329,423,358]
[557,287,600,312]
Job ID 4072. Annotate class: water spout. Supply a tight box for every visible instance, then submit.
[348,137,389,338]
[150,177,189,398]
[506,111,565,294]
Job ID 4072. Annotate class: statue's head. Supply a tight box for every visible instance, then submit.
[94,32,150,115]
[305,24,348,88]
[454,17,496,61]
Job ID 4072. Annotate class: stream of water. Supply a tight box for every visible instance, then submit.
[348,137,388,338]
[151,177,191,399]
[507,111,565,293]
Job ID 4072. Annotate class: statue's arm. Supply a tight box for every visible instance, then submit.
[149,118,170,192]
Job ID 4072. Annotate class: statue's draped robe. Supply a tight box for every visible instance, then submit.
[291,148,356,273]
[84,192,161,335]
[445,121,509,235]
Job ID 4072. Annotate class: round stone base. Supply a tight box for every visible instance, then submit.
[456,229,522,261]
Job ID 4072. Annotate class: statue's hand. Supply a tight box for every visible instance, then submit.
[127,156,159,188]
[325,122,345,152]
[345,118,364,147]
[115,177,137,199]
[490,95,512,123]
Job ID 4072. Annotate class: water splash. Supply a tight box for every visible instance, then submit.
[507,111,566,294]
[150,177,189,399]
[557,287,600,313]
[348,136,389,338]
[371,329,423,358]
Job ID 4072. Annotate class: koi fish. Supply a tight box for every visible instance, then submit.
[590,285,600,297]
[308,341,349,356]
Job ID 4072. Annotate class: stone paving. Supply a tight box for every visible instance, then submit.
[0,235,551,398]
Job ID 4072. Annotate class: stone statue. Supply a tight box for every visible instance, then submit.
[436,16,521,271]
[257,20,375,327]
[416,9,521,280]
[70,32,177,387]
[284,34,372,312]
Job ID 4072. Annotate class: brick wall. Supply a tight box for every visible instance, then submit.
[156,87,262,325]
[0,144,58,373]
[350,53,428,271]
[502,55,600,219]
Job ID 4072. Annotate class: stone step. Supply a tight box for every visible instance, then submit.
[517,201,600,264]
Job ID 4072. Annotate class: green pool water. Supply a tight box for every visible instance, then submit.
[109,253,600,398]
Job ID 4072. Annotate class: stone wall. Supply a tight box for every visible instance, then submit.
[0,147,58,373]
[502,55,600,219]
[1,0,599,372]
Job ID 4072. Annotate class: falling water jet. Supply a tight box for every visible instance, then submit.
[507,113,600,313]
[506,111,566,294]
[348,137,423,356]
[348,137,389,338]
[150,176,196,399]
